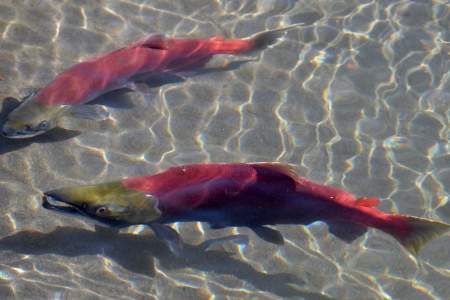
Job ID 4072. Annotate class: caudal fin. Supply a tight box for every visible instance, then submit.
[248,23,303,52]
[210,23,303,55]
[387,215,449,255]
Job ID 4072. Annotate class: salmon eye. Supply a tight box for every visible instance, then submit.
[96,206,109,215]
[39,120,49,130]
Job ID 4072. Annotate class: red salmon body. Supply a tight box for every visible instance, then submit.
[36,46,168,106]
[35,28,283,106]
[122,163,379,222]
[3,25,300,139]
[122,162,449,254]
[43,162,449,255]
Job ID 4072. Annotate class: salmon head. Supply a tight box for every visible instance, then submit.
[42,181,162,226]
[2,92,66,138]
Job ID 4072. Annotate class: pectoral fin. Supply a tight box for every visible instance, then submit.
[327,220,367,243]
[251,226,284,245]
[57,105,110,132]
[57,117,102,132]
[19,87,40,101]
[67,104,110,121]
[199,234,249,251]
[149,224,183,256]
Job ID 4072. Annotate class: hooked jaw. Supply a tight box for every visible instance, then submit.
[1,117,50,139]
[1,124,45,139]
[43,190,88,215]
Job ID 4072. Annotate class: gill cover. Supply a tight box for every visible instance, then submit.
[45,181,161,224]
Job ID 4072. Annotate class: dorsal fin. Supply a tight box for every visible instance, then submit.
[132,34,168,50]
[355,197,380,207]
[251,162,298,180]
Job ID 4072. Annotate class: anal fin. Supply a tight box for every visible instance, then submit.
[327,220,367,243]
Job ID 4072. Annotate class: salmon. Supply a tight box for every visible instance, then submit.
[42,162,449,256]
[3,25,299,138]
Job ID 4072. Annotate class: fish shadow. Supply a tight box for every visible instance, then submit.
[0,97,81,155]
[0,226,334,300]
[179,58,256,76]
[90,58,255,109]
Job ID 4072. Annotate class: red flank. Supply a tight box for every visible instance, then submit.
[36,27,294,106]
[122,162,449,255]
[43,162,449,255]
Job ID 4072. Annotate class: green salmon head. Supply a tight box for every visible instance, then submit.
[2,94,64,138]
[42,181,162,226]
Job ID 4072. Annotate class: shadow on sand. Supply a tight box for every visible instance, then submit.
[0,226,334,300]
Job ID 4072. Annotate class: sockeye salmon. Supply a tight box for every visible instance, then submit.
[42,162,449,256]
[2,25,299,138]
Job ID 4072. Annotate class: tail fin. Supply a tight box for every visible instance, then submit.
[248,23,303,52]
[210,23,303,54]
[387,215,449,255]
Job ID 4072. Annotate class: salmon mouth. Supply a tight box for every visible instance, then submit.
[42,193,81,214]
[2,126,45,139]
[42,191,128,227]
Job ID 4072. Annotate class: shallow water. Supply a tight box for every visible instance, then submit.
[0,0,449,299]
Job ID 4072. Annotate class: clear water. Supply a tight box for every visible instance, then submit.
[0,0,449,299]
